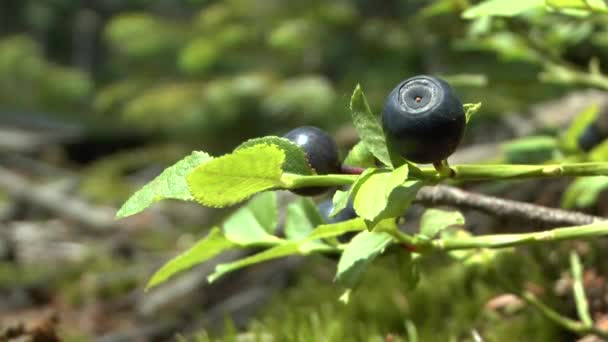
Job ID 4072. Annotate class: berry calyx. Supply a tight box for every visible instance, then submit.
[382,75,466,164]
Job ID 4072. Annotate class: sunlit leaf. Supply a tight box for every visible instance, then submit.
[285,198,324,241]
[187,145,284,208]
[236,136,313,175]
[116,151,212,218]
[344,141,376,168]
[146,227,235,290]
[350,84,392,167]
[336,230,393,287]
[419,208,466,239]
[562,176,608,208]
[223,192,282,245]
[462,0,544,19]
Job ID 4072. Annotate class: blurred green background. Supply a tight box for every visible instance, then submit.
[2,0,608,341]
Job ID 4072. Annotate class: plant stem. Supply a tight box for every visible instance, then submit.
[430,221,608,251]
[570,252,593,328]
[520,291,608,340]
[420,162,608,181]
[281,162,608,189]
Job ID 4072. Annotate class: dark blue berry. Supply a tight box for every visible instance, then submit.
[382,75,465,163]
[317,199,357,224]
[284,126,340,196]
[578,123,604,152]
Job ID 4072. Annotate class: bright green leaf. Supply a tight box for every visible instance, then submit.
[116,151,212,218]
[208,241,333,283]
[350,84,392,167]
[336,230,393,287]
[353,164,418,228]
[236,136,313,175]
[589,140,608,162]
[331,168,377,217]
[187,145,284,208]
[344,141,376,168]
[561,104,599,152]
[562,176,608,208]
[420,208,466,239]
[285,198,324,241]
[208,243,299,283]
[146,227,235,290]
[373,181,424,229]
[502,136,558,164]
[462,0,544,19]
[546,0,608,13]
[223,192,281,245]
[304,218,367,241]
[464,102,482,124]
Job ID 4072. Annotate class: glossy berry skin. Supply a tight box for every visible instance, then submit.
[283,126,340,196]
[579,123,605,152]
[317,198,357,243]
[317,199,357,224]
[382,75,465,164]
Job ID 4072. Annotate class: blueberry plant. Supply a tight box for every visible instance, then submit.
[116,73,608,289]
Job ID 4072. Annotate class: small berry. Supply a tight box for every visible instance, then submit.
[382,75,466,163]
[317,199,357,224]
[317,198,357,243]
[283,126,340,196]
[579,123,604,152]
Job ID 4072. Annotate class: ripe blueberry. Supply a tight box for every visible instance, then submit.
[578,123,603,152]
[382,75,466,164]
[317,198,357,243]
[283,126,340,196]
[317,199,357,224]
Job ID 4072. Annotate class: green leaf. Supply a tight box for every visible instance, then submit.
[562,176,608,208]
[462,0,544,19]
[589,140,608,162]
[344,141,376,168]
[374,181,424,228]
[561,104,599,152]
[419,208,466,239]
[353,164,420,228]
[464,102,482,124]
[336,230,393,287]
[330,168,377,217]
[208,241,333,283]
[285,198,324,241]
[223,192,282,245]
[305,218,367,241]
[187,145,284,208]
[116,151,212,218]
[208,243,299,283]
[145,227,235,290]
[236,136,313,175]
[350,84,392,168]
[546,0,608,13]
[502,136,558,164]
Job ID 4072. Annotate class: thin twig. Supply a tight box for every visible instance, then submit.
[570,252,594,327]
[520,291,608,340]
[0,165,121,233]
[415,184,603,227]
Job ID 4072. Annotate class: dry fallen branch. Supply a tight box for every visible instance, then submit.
[416,184,603,227]
[0,165,123,233]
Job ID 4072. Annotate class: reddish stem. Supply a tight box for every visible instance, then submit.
[341,165,366,175]
[401,244,417,253]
